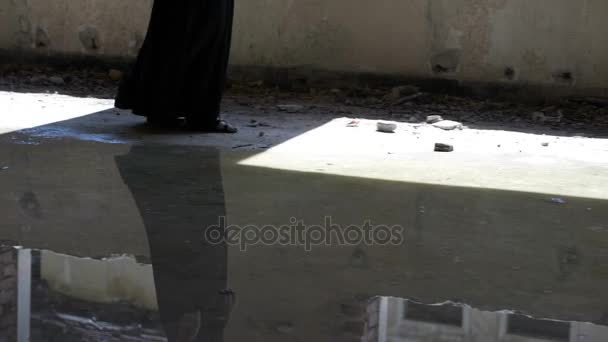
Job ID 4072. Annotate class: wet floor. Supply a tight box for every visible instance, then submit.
[1,138,608,341]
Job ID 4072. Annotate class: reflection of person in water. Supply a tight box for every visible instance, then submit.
[116,145,234,342]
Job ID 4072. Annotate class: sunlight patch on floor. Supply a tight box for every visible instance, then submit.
[0,91,113,134]
[238,118,608,200]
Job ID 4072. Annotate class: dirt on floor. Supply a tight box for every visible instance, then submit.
[1,63,608,137]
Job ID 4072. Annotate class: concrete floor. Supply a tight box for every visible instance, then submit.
[1,89,608,341]
[2,90,607,199]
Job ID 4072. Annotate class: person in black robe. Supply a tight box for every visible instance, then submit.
[115,0,237,133]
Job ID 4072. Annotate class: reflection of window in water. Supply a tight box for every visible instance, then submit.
[402,301,463,327]
[507,314,570,341]
[367,297,608,342]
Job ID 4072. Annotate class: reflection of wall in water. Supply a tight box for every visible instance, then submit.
[30,250,608,342]
[40,250,157,310]
[0,247,17,341]
[381,298,608,342]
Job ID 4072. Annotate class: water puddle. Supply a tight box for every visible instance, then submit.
[0,139,607,341]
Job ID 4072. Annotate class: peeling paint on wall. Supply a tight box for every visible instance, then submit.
[34,26,49,48]
[79,26,100,52]
[0,0,606,91]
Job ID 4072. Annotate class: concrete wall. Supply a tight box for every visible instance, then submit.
[1,0,607,94]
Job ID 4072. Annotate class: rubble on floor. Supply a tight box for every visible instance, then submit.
[1,63,608,136]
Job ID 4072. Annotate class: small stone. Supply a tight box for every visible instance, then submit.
[258,131,265,137]
[377,122,397,133]
[426,115,443,123]
[531,112,546,121]
[532,111,563,123]
[48,76,65,85]
[346,120,360,127]
[277,104,305,113]
[389,85,419,100]
[541,142,549,147]
[108,69,123,81]
[432,120,463,130]
[434,143,454,152]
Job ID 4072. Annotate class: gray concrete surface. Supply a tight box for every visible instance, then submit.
[1,0,607,96]
[1,90,607,199]
[1,88,608,341]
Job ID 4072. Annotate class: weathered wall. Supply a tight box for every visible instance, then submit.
[1,0,607,93]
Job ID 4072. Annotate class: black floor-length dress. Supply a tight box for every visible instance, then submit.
[115,0,234,125]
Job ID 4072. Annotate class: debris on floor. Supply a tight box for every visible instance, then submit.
[0,166,8,171]
[432,120,463,131]
[48,76,65,85]
[248,80,264,87]
[569,96,608,107]
[388,85,419,101]
[108,69,123,81]
[546,197,567,204]
[434,143,454,152]
[426,115,443,124]
[383,85,424,105]
[346,119,360,127]
[232,144,254,149]
[377,122,397,133]
[247,120,271,128]
[277,104,305,113]
[541,142,550,147]
[531,110,563,123]
[392,92,424,105]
